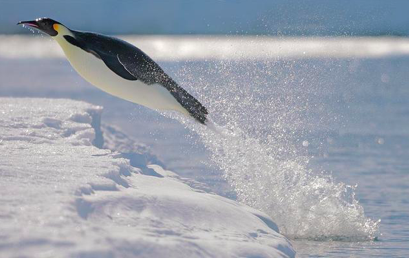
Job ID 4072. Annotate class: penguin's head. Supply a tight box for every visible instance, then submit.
[17,18,62,37]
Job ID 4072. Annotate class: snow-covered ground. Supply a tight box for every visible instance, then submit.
[0,98,294,258]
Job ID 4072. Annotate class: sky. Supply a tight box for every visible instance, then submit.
[2,0,409,36]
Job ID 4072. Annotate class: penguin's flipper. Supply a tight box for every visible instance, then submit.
[64,34,137,81]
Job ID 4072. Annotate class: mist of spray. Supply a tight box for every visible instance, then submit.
[167,56,379,240]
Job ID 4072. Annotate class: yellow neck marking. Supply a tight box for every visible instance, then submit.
[53,24,59,32]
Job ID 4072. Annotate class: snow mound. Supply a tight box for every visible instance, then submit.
[0,98,294,258]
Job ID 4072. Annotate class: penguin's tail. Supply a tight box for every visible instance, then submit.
[164,80,208,125]
[179,91,208,125]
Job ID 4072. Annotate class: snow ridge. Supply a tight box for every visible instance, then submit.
[0,98,294,258]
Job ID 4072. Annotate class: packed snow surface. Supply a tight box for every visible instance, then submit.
[0,98,294,258]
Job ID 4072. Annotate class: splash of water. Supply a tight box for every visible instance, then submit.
[173,116,379,240]
[167,58,379,240]
[21,24,45,38]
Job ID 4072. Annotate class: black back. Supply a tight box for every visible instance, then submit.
[64,31,208,124]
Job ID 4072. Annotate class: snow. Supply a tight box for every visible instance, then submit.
[0,98,294,258]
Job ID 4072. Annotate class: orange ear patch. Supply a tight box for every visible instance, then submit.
[53,24,59,32]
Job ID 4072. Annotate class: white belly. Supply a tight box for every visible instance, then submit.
[56,37,188,115]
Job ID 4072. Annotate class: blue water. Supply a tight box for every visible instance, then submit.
[1,53,408,257]
[3,0,409,36]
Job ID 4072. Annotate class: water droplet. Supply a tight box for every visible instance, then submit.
[381,74,390,83]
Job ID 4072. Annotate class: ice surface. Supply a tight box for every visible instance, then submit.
[0,98,294,258]
[1,36,409,60]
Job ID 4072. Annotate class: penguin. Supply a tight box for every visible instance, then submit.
[18,18,208,125]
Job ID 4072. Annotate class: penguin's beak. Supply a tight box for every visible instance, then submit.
[17,20,39,28]
[17,19,58,36]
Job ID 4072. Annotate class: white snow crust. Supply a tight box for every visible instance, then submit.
[0,98,294,258]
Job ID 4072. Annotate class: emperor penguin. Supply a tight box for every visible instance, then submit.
[18,18,208,124]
